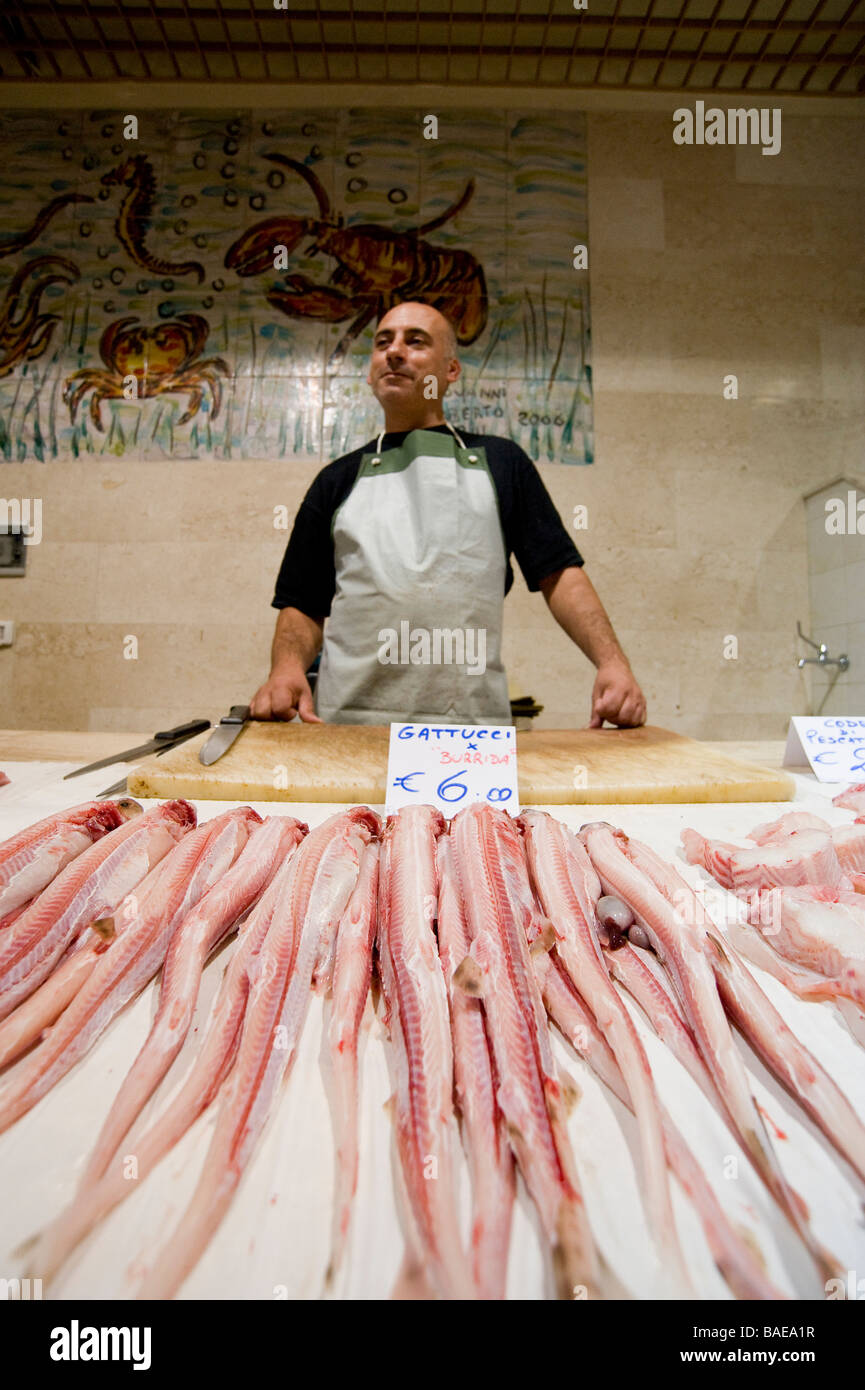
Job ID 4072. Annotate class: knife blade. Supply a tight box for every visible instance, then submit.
[63,720,212,781]
[198,705,250,766]
[96,737,194,797]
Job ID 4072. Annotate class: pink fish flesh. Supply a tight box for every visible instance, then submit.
[376,806,475,1301]
[325,837,381,1285]
[451,803,601,1300]
[833,784,865,814]
[680,827,848,898]
[135,807,379,1299]
[437,831,515,1301]
[34,819,311,1285]
[0,806,256,1136]
[75,814,307,1191]
[520,809,690,1294]
[0,798,141,918]
[747,886,865,1007]
[581,822,839,1284]
[0,800,194,1021]
[0,923,117,1072]
[534,947,786,1300]
[748,812,832,845]
[705,931,865,1185]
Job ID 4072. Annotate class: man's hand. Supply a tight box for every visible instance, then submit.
[589,659,646,729]
[249,668,323,723]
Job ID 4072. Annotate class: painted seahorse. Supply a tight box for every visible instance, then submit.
[102,154,205,283]
[0,192,95,260]
[0,254,79,379]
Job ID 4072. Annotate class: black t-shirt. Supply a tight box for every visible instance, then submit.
[272,424,584,618]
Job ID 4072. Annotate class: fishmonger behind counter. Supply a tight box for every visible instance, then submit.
[251,301,646,729]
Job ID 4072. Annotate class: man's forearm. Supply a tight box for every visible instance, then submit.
[539,566,630,669]
[270,606,324,674]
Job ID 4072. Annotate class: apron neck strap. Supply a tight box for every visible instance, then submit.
[373,418,468,462]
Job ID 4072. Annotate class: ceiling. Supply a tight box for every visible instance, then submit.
[0,0,863,96]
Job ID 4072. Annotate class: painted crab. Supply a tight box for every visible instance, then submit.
[64,314,229,430]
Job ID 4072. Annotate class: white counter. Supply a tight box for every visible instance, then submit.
[0,751,862,1301]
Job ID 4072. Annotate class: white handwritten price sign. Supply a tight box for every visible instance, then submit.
[783,716,865,782]
[385,723,520,817]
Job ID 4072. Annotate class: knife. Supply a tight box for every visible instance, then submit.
[97,737,192,798]
[198,705,251,766]
[63,719,212,782]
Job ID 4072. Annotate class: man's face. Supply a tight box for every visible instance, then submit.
[367,303,460,412]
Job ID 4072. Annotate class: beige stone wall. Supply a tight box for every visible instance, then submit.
[2,89,863,736]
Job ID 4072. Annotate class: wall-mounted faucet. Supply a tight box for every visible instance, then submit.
[796,621,850,671]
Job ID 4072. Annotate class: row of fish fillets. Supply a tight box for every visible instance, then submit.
[681,788,865,1048]
[1,795,865,1299]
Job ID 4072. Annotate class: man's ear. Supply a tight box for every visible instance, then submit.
[447,357,461,385]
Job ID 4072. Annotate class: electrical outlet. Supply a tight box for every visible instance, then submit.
[0,621,14,647]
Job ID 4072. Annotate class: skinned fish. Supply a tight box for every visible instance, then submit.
[75,814,307,1191]
[437,831,515,1301]
[450,803,602,1300]
[136,807,379,1300]
[33,821,310,1285]
[680,827,848,899]
[0,799,141,918]
[746,886,865,1010]
[747,812,832,845]
[520,809,691,1296]
[0,800,193,1021]
[376,806,475,1301]
[705,932,865,1185]
[581,822,840,1285]
[833,785,865,814]
[534,947,786,1300]
[0,806,256,1136]
[325,837,381,1285]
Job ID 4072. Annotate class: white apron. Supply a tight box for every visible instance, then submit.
[315,422,511,725]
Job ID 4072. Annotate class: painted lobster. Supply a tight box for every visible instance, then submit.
[225,154,488,362]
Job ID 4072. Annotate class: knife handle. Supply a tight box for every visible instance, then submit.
[222,706,250,725]
[153,719,211,741]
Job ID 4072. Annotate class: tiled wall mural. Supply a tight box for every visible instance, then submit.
[0,109,592,465]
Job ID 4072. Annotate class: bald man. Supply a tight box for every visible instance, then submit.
[251,301,646,728]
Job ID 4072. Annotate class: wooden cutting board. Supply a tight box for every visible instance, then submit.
[127,723,794,804]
